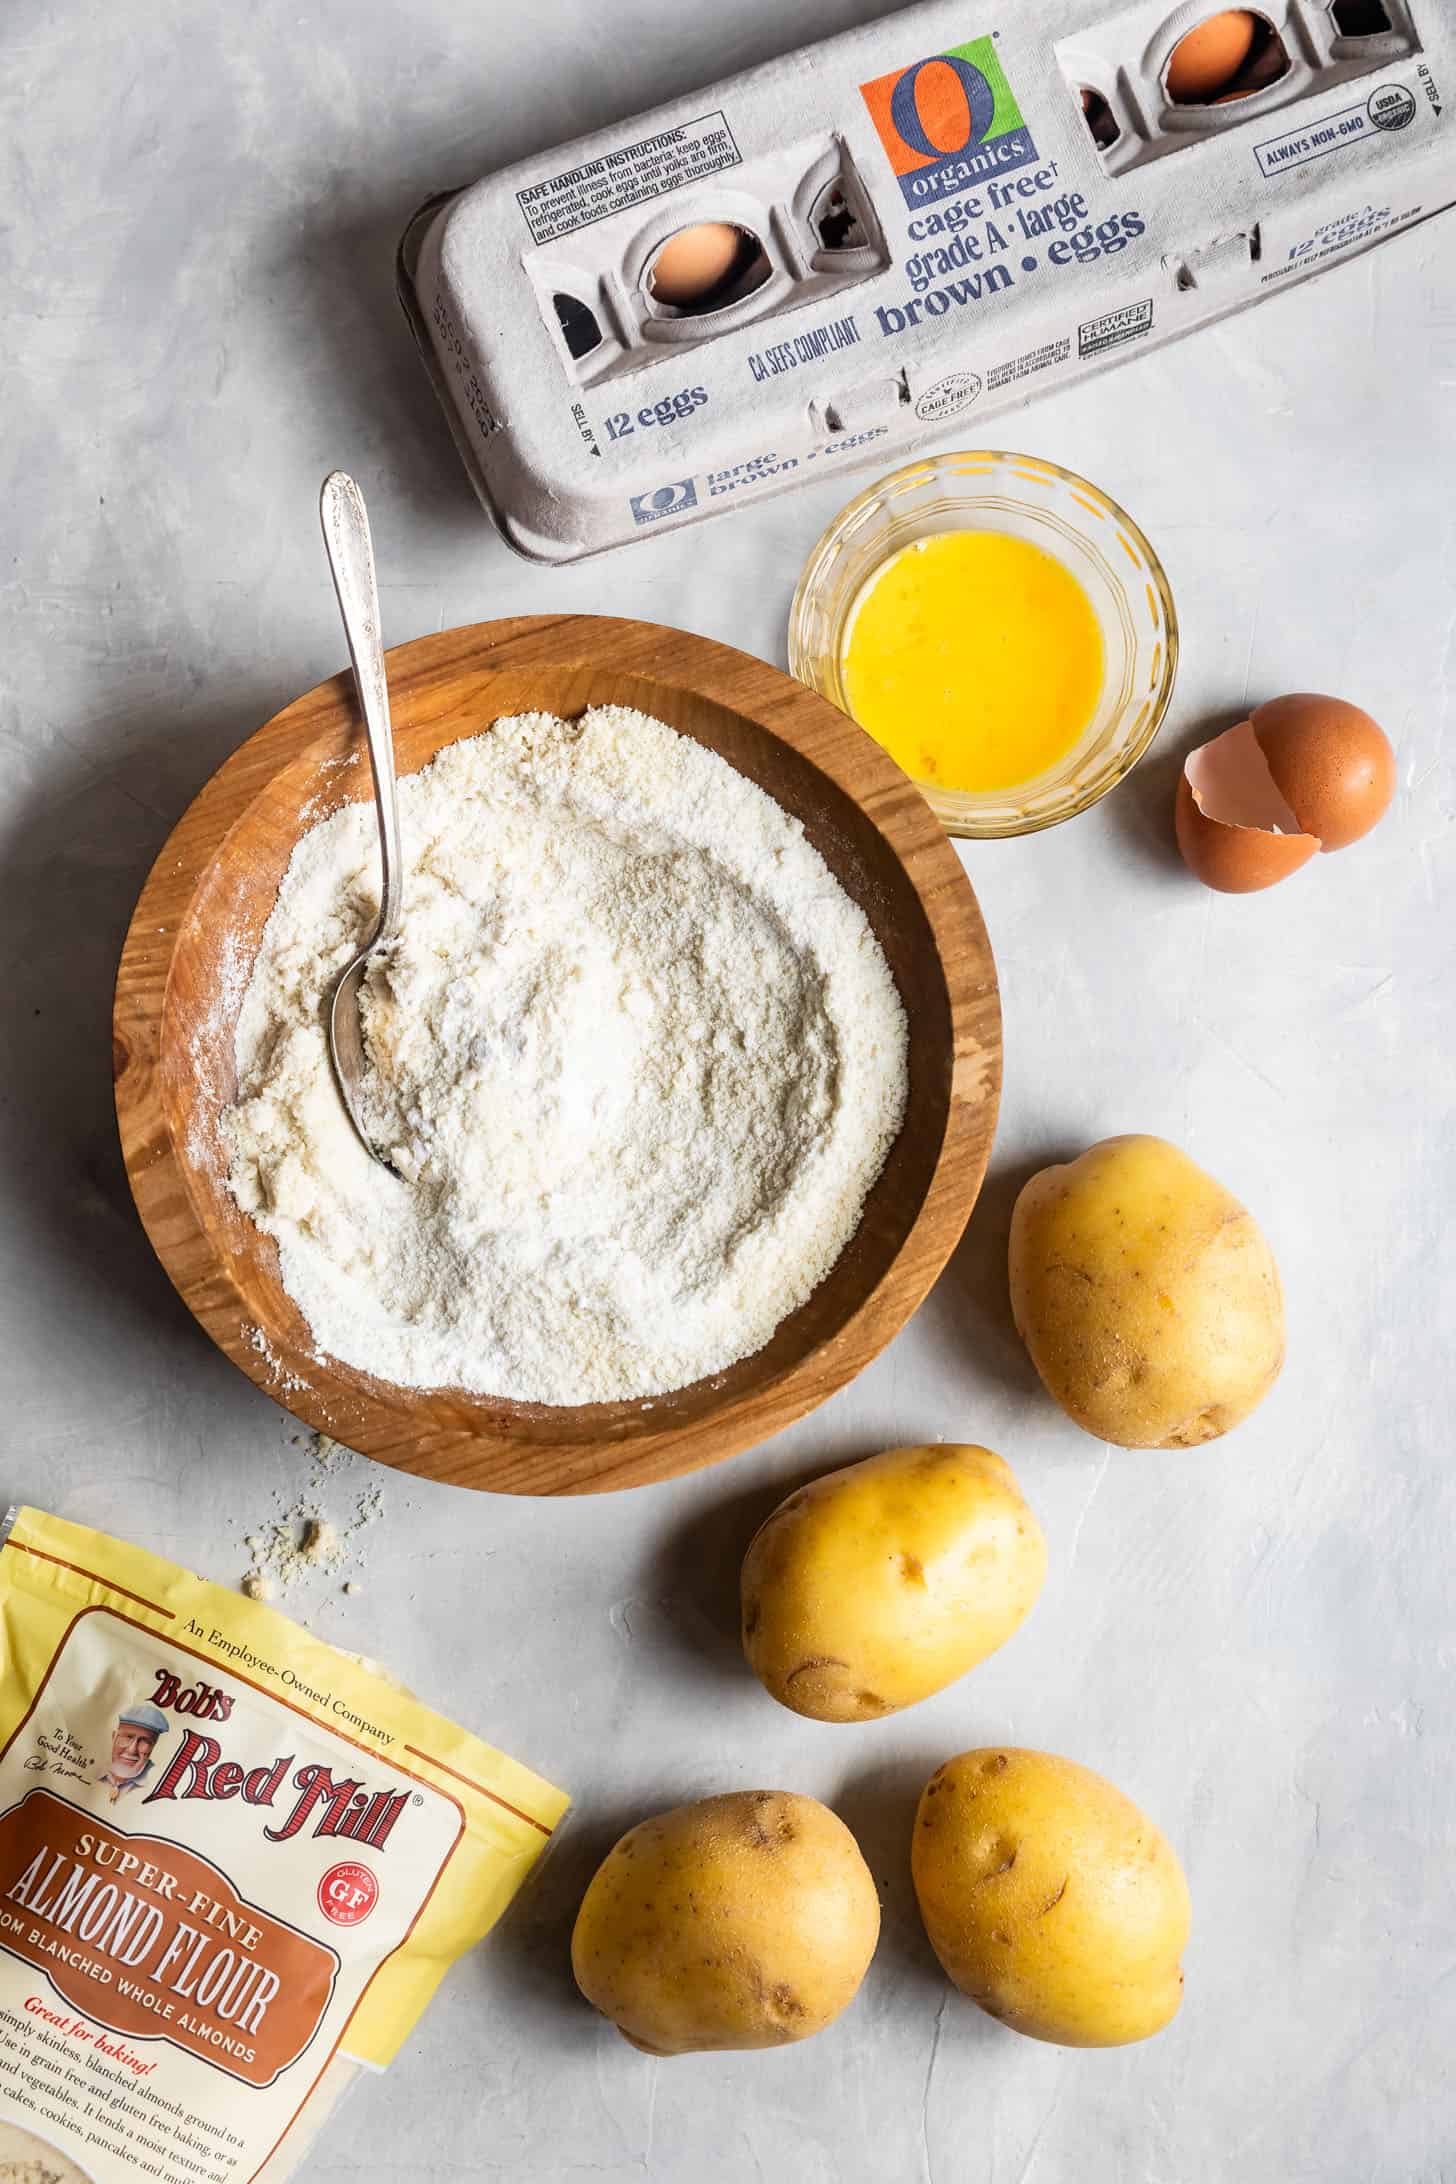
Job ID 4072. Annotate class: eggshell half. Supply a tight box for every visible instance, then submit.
[1250,693,1396,851]
[1175,719,1321,893]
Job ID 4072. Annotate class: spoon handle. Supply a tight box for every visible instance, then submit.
[320,471,404,946]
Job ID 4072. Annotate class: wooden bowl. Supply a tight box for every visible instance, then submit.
[114,616,1001,1494]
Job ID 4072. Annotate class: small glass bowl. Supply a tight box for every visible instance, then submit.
[788,449,1179,839]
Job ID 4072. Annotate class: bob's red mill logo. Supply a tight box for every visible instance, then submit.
[141,1669,408,1851]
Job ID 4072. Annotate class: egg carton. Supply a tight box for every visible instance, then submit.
[398,0,1456,562]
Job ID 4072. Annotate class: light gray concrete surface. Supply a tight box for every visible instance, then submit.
[3,1,1454,2177]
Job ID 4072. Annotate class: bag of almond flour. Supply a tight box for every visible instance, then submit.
[0,1508,567,2182]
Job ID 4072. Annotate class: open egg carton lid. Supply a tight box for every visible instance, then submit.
[398,0,1455,563]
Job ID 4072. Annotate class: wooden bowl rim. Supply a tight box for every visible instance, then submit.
[113,613,1001,1494]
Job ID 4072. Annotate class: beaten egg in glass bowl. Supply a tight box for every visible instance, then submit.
[788,449,1178,839]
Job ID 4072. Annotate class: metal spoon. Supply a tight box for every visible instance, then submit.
[319,470,403,1174]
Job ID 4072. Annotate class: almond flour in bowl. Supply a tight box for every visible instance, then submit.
[223,704,910,1406]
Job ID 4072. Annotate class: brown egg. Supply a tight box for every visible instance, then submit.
[649,223,748,308]
[1165,11,1259,102]
[1175,699,1395,893]
[1251,693,1396,850]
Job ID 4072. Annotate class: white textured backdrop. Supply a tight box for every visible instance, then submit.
[3,1,1453,2177]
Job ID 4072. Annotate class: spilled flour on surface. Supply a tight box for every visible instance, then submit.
[224,706,909,1404]
[309,1431,356,1474]
[239,1433,383,1602]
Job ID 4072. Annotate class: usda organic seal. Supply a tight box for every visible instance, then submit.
[1368,83,1416,132]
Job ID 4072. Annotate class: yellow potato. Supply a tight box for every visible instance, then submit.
[741,1444,1045,1721]
[912,1748,1190,2046]
[1009,1134,1284,1447]
[571,1790,879,2055]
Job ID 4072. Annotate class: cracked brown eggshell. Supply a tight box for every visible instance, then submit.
[1250,691,1396,851]
[912,1748,1191,2046]
[1176,696,1394,891]
[1009,1135,1284,1448]
[571,1790,879,2055]
[740,1444,1046,1722]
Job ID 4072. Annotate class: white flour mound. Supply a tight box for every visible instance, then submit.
[225,705,909,1405]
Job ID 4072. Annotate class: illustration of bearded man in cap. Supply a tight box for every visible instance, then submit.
[97,1701,169,1801]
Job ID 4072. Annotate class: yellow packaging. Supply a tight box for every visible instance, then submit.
[0,1507,567,2181]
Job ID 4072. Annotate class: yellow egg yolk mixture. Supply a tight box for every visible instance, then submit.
[842,530,1105,795]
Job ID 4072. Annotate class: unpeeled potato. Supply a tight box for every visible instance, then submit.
[1009,1134,1283,1447]
[741,1444,1045,1721]
[571,1790,879,2055]
[912,1748,1190,2046]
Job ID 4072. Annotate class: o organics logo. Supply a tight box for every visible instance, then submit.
[630,479,697,525]
[861,35,1038,208]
